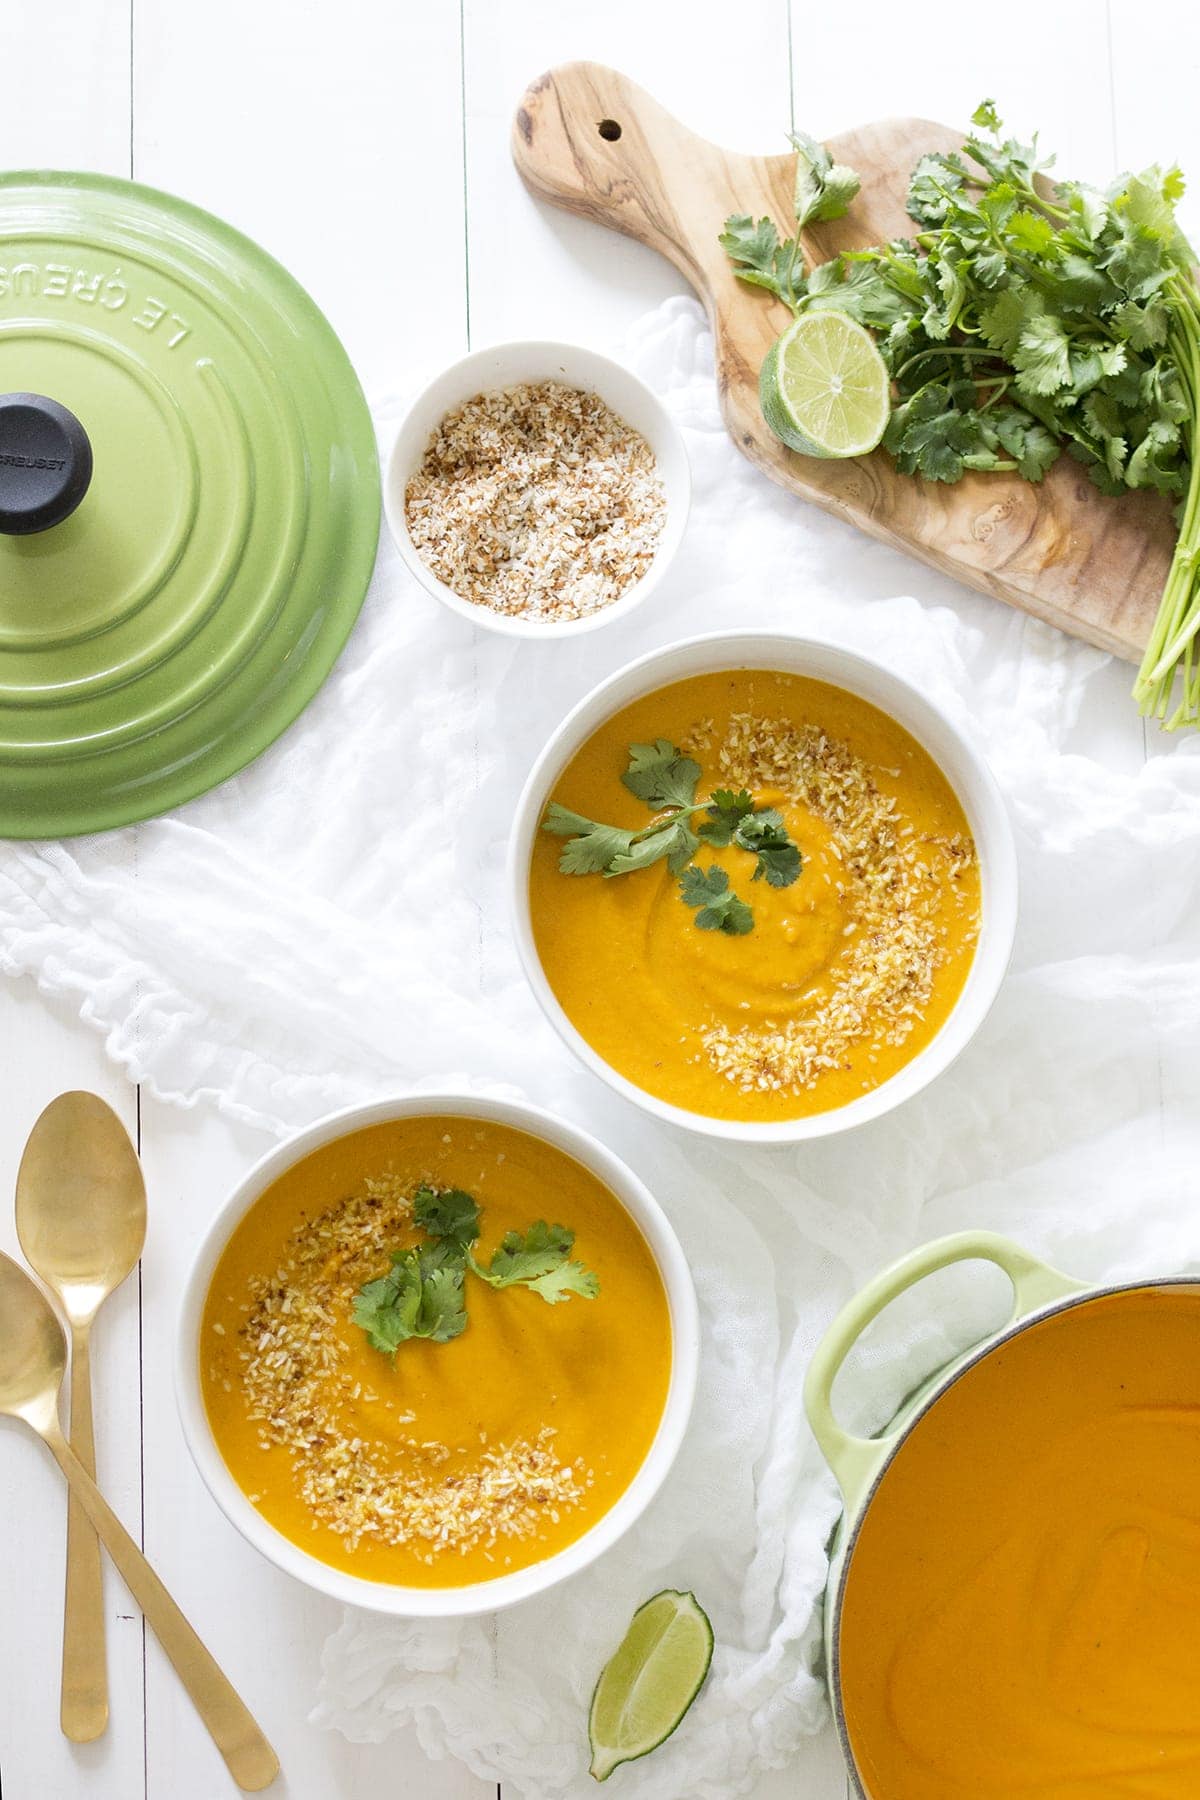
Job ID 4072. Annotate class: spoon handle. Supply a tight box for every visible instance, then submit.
[61,1321,108,1742]
[45,1429,279,1792]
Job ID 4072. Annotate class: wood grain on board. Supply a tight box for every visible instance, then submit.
[513,61,1175,662]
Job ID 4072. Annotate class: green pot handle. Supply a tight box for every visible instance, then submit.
[803,1231,1086,1514]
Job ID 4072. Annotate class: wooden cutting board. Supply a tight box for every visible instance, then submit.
[512,62,1175,662]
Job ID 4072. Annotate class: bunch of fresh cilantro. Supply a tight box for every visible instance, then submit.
[542,738,801,935]
[721,103,1200,728]
[352,1184,599,1361]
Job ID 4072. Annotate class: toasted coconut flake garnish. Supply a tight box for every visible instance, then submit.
[404,381,667,622]
[691,714,978,1094]
[235,1174,589,1557]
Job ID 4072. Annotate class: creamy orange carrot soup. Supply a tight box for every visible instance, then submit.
[529,670,980,1123]
[839,1288,1200,1799]
[201,1117,671,1588]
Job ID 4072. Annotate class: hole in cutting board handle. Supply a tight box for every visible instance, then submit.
[597,119,622,141]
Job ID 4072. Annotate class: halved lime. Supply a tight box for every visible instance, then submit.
[760,310,890,458]
[587,1589,714,1782]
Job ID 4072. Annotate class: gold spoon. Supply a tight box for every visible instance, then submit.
[15,1091,146,1742]
[0,1250,279,1790]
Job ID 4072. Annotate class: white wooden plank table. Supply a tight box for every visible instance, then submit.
[0,1,1184,1795]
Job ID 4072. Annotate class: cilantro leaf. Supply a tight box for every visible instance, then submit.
[803,254,923,335]
[1063,182,1109,244]
[1126,417,1186,494]
[1006,208,1060,258]
[621,741,701,810]
[977,289,1030,358]
[734,809,803,886]
[416,1259,470,1339]
[471,1221,599,1305]
[790,129,861,229]
[678,864,754,935]
[542,804,637,876]
[524,1261,601,1303]
[907,152,969,227]
[992,409,1060,480]
[1048,253,1117,309]
[718,212,779,272]
[607,817,699,877]
[921,253,967,340]
[698,787,756,846]
[962,125,1044,191]
[1013,313,1074,395]
[1113,297,1171,350]
[972,99,1002,134]
[413,1185,481,1248]
[481,1219,572,1282]
[352,1269,420,1356]
[543,787,698,880]
[1113,166,1187,244]
[352,1246,468,1359]
[884,384,982,482]
[719,214,804,311]
[699,794,800,884]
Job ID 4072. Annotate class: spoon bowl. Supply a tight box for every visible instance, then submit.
[16,1090,146,1324]
[0,1251,66,1430]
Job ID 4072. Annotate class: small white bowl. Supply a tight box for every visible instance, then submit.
[509,632,1019,1145]
[384,340,690,639]
[175,1091,699,1618]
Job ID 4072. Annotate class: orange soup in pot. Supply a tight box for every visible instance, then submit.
[839,1286,1200,1799]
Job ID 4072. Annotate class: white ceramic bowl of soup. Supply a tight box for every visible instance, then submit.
[384,340,690,638]
[176,1091,699,1617]
[509,631,1019,1145]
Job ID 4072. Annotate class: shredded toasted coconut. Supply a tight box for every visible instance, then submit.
[683,713,978,1094]
[230,1174,589,1560]
[404,380,666,621]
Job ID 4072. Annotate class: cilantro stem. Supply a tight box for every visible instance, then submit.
[626,798,714,845]
[782,232,805,315]
[1135,305,1200,720]
[892,345,1004,383]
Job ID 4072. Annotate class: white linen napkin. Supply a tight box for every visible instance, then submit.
[4,297,1200,1798]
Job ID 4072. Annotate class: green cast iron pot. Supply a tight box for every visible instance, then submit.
[803,1231,1100,1797]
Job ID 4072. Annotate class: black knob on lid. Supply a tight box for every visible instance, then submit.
[0,393,93,536]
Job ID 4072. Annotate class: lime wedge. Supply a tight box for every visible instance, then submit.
[587,1589,714,1782]
[759,310,890,458]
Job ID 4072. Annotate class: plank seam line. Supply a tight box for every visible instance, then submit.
[136,1085,148,1800]
[459,0,472,349]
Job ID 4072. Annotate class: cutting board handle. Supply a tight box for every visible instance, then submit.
[512,62,762,301]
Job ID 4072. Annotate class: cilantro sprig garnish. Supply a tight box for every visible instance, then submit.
[542,741,802,933]
[353,1185,599,1363]
[470,1221,601,1303]
[679,865,753,935]
[351,1246,467,1355]
[414,1185,480,1248]
[722,100,1200,728]
[720,131,861,313]
[699,788,803,887]
[621,739,703,809]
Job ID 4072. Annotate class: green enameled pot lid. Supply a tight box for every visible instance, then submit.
[0,170,381,839]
